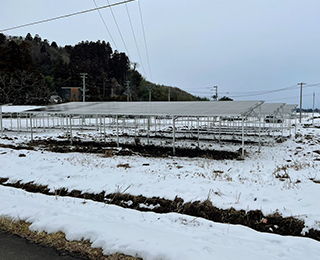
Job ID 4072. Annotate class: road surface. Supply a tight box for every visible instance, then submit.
[0,230,88,260]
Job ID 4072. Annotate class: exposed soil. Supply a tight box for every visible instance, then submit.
[0,138,242,160]
[137,132,262,145]
[0,178,319,243]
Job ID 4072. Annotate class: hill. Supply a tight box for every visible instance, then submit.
[0,33,207,105]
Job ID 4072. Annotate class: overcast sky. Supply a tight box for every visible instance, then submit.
[2,0,320,108]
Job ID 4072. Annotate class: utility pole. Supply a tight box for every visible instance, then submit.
[125,80,131,102]
[80,73,87,102]
[313,92,315,125]
[298,82,306,123]
[214,86,218,101]
[208,86,218,101]
[168,88,171,102]
[148,85,153,102]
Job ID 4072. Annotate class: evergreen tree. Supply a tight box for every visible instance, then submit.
[25,33,33,41]
[0,34,201,104]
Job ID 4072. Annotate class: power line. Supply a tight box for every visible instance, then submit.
[192,83,320,98]
[0,0,137,33]
[92,0,118,50]
[125,3,146,76]
[267,93,312,102]
[138,0,152,81]
[105,0,130,57]
[229,84,299,98]
[306,83,320,87]
[185,84,300,97]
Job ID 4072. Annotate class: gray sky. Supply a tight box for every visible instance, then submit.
[2,0,320,108]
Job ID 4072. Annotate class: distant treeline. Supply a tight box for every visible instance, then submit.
[0,33,207,105]
[296,108,319,113]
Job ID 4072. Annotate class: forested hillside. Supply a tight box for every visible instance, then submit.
[0,33,206,105]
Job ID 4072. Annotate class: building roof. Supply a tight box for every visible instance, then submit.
[26,101,265,117]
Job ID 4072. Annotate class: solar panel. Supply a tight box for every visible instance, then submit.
[25,101,265,117]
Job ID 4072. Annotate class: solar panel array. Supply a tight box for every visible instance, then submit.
[26,101,269,117]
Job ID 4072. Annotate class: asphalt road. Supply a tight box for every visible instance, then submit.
[0,230,88,260]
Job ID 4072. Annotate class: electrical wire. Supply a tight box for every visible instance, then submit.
[186,84,301,98]
[229,84,300,98]
[185,85,299,97]
[125,3,146,75]
[93,0,118,50]
[0,0,136,33]
[105,0,130,57]
[306,83,320,87]
[138,0,152,80]
[230,83,319,99]
[266,93,312,103]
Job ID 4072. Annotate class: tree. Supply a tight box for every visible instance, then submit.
[25,33,33,41]
[6,41,33,72]
[34,34,42,44]
[0,70,50,105]
[40,45,46,53]
[219,96,233,101]
[0,33,6,44]
[0,33,204,103]
[51,41,58,48]
[110,51,130,88]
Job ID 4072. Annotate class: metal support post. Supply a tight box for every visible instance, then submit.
[172,116,176,155]
[116,115,119,147]
[258,105,261,153]
[147,116,150,145]
[30,114,33,142]
[241,116,245,158]
[219,116,221,144]
[104,116,106,143]
[197,117,200,147]
[69,115,73,145]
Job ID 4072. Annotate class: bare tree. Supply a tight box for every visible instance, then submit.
[0,70,50,105]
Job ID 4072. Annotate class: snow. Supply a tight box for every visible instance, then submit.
[0,105,41,113]
[0,112,320,259]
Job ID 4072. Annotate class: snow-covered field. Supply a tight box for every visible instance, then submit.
[0,113,320,259]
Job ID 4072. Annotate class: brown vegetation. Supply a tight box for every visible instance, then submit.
[0,217,141,260]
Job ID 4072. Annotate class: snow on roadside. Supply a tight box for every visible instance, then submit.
[0,185,319,260]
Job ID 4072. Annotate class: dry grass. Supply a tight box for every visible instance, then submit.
[116,163,131,169]
[0,216,141,260]
[102,149,114,158]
